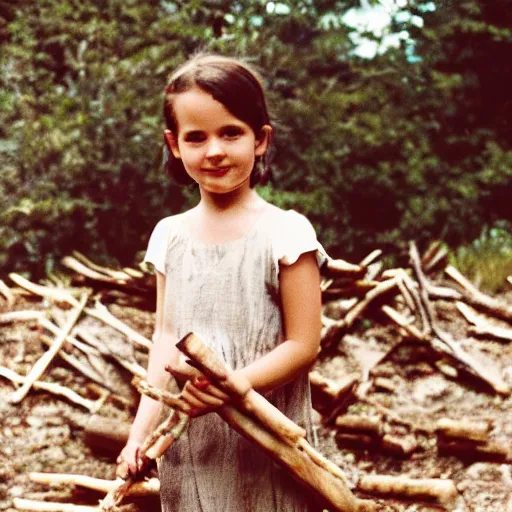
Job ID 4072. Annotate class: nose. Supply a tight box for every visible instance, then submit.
[205,137,225,160]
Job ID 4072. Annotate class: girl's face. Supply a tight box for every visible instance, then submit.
[165,87,270,196]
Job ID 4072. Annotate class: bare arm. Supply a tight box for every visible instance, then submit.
[182,251,321,411]
[117,271,181,476]
[241,251,322,393]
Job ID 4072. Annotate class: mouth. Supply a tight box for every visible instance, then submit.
[201,166,231,174]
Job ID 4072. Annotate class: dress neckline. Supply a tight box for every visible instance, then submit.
[179,206,277,248]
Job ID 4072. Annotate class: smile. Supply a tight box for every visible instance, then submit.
[201,167,231,174]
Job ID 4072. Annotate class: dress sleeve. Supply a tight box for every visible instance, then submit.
[143,217,171,275]
[276,210,328,268]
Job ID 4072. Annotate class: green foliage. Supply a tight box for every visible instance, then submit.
[0,0,511,277]
[451,221,512,293]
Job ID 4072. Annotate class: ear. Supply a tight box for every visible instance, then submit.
[254,125,272,157]
[164,129,181,159]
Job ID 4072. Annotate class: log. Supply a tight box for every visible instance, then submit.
[176,333,306,446]
[28,473,159,496]
[335,433,375,449]
[357,475,458,507]
[0,366,95,411]
[138,333,377,512]
[39,334,112,392]
[381,435,418,457]
[13,499,100,511]
[435,418,490,443]
[437,438,510,462]
[84,415,131,456]
[10,294,89,404]
[335,415,383,436]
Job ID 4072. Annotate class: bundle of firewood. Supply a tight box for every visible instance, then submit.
[1,242,511,511]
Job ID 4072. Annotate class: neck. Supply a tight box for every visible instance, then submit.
[198,185,259,215]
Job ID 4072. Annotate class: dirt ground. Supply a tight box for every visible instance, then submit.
[1,289,511,512]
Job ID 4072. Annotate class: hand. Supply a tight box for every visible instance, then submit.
[166,357,230,417]
[116,439,149,480]
[181,376,230,417]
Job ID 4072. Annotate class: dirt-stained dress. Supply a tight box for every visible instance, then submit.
[144,207,324,512]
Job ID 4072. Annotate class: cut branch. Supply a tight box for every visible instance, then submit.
[357,475,458,508]
[10,294,89,404]
[28,473,159,496]
[0,366,95,411]
[0,310,46,324]
[85,302,152,350]
[8,273,81,306]
[13,498,100,511]
[445,266,512,323]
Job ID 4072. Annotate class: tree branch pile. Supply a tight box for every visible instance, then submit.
[2,244,511,511]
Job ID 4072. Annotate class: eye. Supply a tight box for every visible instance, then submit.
[184,131,206,143]
[221,126,244,139]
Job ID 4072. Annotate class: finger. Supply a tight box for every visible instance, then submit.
[203,384,230,401]
[116,460,130,480]
[181,385,207,409]
[186,383,225,406]
[166,364,200,381]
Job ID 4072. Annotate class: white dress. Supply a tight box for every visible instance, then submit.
[144,207,325,512]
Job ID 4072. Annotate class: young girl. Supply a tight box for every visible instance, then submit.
[117,53,325,511]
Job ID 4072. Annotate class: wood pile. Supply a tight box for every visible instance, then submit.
[1,244,511,511]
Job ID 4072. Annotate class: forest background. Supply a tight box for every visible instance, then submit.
[1,0,511,291]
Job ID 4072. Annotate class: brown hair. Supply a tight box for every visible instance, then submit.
[163,54,272,187]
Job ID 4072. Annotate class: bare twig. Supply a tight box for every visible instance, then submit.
[10,294,89,404]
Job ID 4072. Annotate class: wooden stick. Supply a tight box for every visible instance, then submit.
[74,328,147,378]
[0,310,46,324]
[323,258,365,278]
[13,499,100,512]
[40,318,99,355]
[410,243,510,395]
[8,273,81,306]
[435,418,490,443]
[357,475,458,507]
[61,257,122,284]
[457,302,512,342]
[175,333,375,512]
[359,249,382,268]
[136,340,375,511]
[0,278,15,306]
[445,266,512,323]
[85,302,152,350]
[177,333,306,446]
[99,411,188,511]
[10,294,89,403]
[39,334,114,392]
[72,251,133,281]
[28,473,159,496]
[322,279,399,348]
[0,366,95,411]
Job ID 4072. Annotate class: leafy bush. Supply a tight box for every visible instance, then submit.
[451,221,512,294]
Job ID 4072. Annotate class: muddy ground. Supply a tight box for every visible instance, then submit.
[0,289,511,512]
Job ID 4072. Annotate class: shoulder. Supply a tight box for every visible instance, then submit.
[143,212,189,274]
[268,208,326,267]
